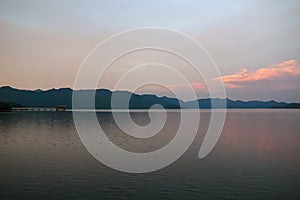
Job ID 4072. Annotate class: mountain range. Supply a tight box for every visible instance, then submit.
[0,86,299,109]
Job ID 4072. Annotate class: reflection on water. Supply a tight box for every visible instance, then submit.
[0,110,299,199]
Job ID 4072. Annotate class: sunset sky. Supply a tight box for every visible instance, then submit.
[0,0,299,102]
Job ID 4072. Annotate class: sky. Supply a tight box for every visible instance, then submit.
[0,0,299,102]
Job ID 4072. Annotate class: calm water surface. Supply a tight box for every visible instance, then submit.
[0,110,299,199]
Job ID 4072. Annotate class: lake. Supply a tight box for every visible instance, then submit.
[0,110,299,199]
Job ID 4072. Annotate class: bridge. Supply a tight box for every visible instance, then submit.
[12,107,66,112]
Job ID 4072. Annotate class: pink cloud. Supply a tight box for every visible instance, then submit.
[217,59,300,88]
[154,82,207,92]
[191,83,207,91]
[135,82,207,94]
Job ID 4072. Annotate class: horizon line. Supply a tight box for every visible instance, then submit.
[1,85,299,104]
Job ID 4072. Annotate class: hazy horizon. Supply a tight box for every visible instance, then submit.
[1,85,300,104]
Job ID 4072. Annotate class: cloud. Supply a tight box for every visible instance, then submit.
[191,83,207,91]
[136,82,207,93]
[217,59,300,88]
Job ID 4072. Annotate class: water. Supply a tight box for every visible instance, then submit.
[0,110,299,199]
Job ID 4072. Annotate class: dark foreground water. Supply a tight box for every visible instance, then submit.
[0,110,299,200]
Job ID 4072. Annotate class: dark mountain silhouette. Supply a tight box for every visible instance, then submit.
[0,86,181,109]
[0,86,299,109]
[271,103,300,109]
[184,98,289,108]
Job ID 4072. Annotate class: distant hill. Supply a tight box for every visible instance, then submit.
[271,103,300,109]
[0,86,181,109]
[0,86,299,109]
